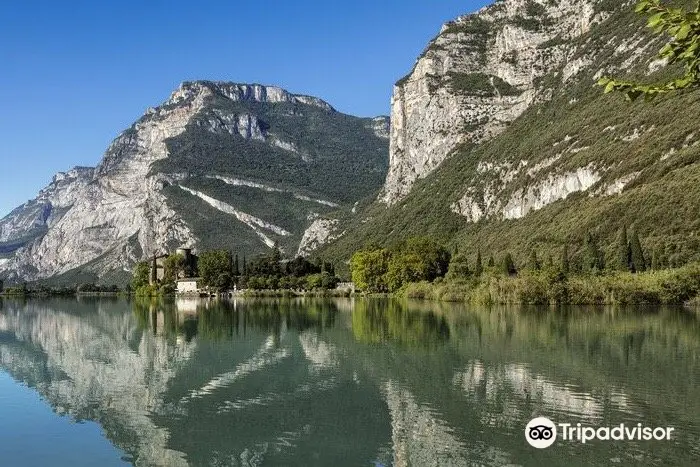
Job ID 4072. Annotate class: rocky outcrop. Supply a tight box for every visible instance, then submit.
[297,217,341,257]
[381,0,607,204]
[0,167,93,244]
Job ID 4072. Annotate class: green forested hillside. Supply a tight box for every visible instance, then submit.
[318,2,700,271]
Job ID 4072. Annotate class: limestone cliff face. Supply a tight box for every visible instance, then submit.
[0,167,93,244]
[381,0,607,204]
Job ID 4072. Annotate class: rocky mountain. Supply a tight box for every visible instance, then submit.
[0,82,389,283]
[317,0,700,268]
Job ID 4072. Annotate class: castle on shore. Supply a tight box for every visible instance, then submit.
[149,247,199,285]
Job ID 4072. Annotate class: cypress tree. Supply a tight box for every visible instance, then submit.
[233,255,240,276]
[629,230,646,273]
[502,252,517,276]
[242,255,248,276]
[617,226,630,271]
[561,244,570,274]
[475,250,483,277]
[527,249,540,271]
[585,233,605,272]
[651,248,659,270]
[487,255,495,267]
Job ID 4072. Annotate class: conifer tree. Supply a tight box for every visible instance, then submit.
[502,253,517,276]
[527,249,540,271]
[617,226,630,271]
[487,255,495,268]
[242,255,248,276]
[233,255,240,276]
[475,250,483,277]
[585,233,605,272]
[651,248,659,270]
[561,244,570,274]
[630,230,646,272]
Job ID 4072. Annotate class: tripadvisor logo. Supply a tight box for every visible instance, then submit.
[525,417,675,448]
[525,417,557,449]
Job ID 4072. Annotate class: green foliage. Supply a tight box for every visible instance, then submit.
[131,261,150,290]
[447,253,471,280]
[527,249,541,271]
[350,248,391,293]
[598,0,700,100]
[617,226,630,271]
[163,254,185,283]
[561,244,570,274]
[584,233,606,272]
[199,250,233,290]
[630,230,647,272]
[447,72,521,97]
[400,262,700,305]
[351,237,451,293]
[502,252,517,276]
[475,250,483,277]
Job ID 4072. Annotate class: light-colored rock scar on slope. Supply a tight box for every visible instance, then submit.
[209,175,340,208]
[297,217,341,257]
[452,166,601,222]
[179,186,290,248]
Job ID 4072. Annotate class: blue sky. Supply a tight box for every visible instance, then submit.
[0,0,489,217]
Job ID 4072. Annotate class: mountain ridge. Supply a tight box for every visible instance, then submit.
[0,81,389,284]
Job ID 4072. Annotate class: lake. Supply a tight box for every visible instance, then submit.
[0,297,698,466]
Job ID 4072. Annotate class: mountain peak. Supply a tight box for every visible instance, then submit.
[166,81,335,112]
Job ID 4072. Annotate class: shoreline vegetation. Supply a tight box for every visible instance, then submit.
[2,229,700,307]
[349,234,700,307]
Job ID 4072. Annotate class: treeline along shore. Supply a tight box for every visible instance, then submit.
[3,225,700,307]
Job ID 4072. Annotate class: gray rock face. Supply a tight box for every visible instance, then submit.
[0,167,94,245]
[381,0,607,204]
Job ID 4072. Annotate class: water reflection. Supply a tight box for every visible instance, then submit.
[352,299,450,349]
[0,298,698,466]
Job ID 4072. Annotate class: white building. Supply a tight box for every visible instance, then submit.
[176,278,201,295]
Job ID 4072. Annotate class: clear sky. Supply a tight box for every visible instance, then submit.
[0,0,490,218]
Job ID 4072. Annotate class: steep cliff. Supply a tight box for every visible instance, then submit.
[320,0,700,267]
[0,82,389,283]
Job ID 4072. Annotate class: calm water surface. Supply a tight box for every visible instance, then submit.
[0,297,698,466]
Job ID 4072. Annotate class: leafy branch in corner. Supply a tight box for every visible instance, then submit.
[598,0,700,100]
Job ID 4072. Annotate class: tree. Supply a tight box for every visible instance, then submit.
[617,226,630,271]
[487,255,495,267]
[527,249,541,271]
[502,253,517,276]
[475,250,483,277]
[630,230,647,273]
[163,254,185,283]
[399,237,451,281]
[350,248,390,293]
[599,1,700,100]
[131,261,150,290]
[584,233,605,272]
[233,255,240,276]
[387,252,426,291]
[447,253,470,280]
[561,244,570,274]
[199,250,233,289]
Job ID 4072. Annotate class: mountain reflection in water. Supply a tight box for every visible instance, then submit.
[0,297,699,466]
